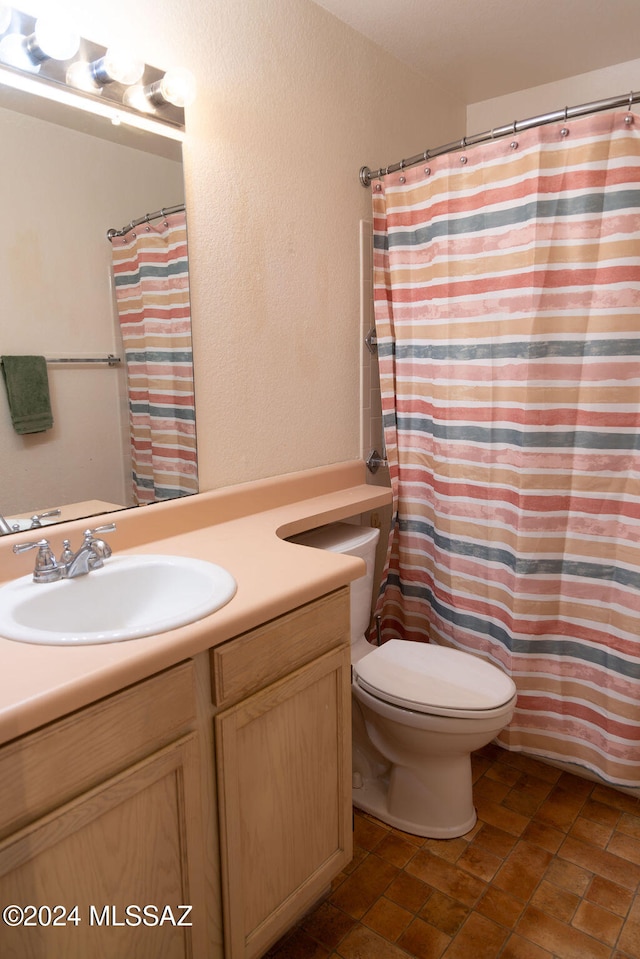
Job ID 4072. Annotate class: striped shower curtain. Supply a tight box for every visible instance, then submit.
[372,110,640,788]
[110,210,198,504]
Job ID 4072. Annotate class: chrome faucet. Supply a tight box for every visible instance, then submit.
[61,527,114,578]
[13,524,116,583]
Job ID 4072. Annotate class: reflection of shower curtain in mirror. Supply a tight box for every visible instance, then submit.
[110,210,198,504]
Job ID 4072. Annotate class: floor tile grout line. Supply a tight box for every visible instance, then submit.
[268,747,640,959]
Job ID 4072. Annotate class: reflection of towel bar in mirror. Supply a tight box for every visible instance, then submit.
[45,355,121,367]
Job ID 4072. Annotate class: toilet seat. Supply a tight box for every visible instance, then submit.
[353,639,516,719]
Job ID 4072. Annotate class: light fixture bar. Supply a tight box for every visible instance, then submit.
[0,8,187,136]
[0,63,185,140]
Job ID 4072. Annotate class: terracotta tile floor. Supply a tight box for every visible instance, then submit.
[266,744,640,959]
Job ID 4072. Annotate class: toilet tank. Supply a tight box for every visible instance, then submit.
[288,522,380,640]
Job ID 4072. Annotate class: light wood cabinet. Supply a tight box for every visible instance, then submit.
[0,587,353,959]
[212,588,352,959]
[0,662,197,840]
[0,662,216,959]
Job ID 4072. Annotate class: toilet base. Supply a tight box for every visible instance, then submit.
[351,676,516,840]
[352,770,477,839]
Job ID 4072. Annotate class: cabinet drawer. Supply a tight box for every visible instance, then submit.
[211,588,350,708]
[0,661,196,839]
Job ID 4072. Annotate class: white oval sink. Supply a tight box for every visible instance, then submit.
[0,555,237,646]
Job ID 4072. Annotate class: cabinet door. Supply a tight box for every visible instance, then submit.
[0,735,208,959]
[215,646,351,959]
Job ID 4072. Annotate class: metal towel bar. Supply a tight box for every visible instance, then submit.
[45,355,121,366]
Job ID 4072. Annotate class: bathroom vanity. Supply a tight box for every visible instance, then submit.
[0,462,391,959]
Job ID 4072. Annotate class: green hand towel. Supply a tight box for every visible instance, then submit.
[1,355,54,434]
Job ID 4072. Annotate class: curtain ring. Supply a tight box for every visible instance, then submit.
[144,213,151,232]
[630,91,634,107]
[564,105,568,121]
[512,120,517,135]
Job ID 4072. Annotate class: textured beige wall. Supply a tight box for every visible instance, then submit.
[29,0,464,491]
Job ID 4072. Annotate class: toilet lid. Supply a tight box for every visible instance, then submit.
[353,640,516,714]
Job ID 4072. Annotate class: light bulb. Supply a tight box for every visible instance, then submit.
[0,5,12,35]
[92,47,144,86]
[123,83,155,114]
[155,67,196,107]
[27,16,79,62]
[66,60,101,93]
[0,32,40,72]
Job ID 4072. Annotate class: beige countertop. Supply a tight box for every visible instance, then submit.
[0,461,391,746]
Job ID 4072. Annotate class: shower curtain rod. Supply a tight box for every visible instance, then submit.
[106,203,186,240]
[359,88,640,186]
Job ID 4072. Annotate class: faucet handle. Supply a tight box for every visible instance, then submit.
[12,539,61,583]
[83,523,116,563]
[13,538,52,556]
[84,523,117,539]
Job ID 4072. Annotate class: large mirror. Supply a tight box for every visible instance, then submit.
[0,83,196,534]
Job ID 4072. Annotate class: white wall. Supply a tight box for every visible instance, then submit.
[20,0,465,494]
[0,105,183,515]
[467,57,640,133]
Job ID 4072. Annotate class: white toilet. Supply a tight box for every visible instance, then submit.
[290,522,517,839]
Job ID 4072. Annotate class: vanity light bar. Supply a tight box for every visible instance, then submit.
[0,63,186,140]
[0,7,193,138]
